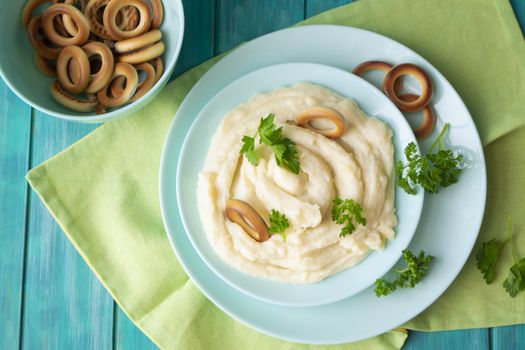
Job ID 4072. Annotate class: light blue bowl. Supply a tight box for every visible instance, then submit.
[176,63,424,307]
[0,0,184,123]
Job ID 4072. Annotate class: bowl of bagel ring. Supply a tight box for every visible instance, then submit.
[0,0,184,123]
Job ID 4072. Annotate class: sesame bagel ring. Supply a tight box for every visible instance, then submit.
[110,62,155,102]
[118,41,164,64]
[225,199,270,243]
[42,4,90,46]
[383,63,433,113]
[296,106,347,139]
[27,16,61,59]
[57,45,91,94]
[104,0,151,40]
[83,41,115,93]
[33,52,56,77]
[97,62,139,107]
[352,60,403,93]
[114,29,161,53]
[50,80,98,112]
[150,0,164,29]
[149,57,163,83]
[398,93,436,140]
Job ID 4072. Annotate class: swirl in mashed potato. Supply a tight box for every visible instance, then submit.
[197,83,396,283]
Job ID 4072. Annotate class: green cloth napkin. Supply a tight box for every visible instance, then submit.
[27,0,525,348]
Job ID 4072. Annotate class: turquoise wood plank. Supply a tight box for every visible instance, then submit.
[403,329,489,350]
[0,81,32,349]
[115,308,157,350]
[113,0,217,348]
[173,0,217,77]
[511,0,525,33]
[216,0,305,54]
[492,325,525,350]
[306,0,353,17]
[21,116,114,349]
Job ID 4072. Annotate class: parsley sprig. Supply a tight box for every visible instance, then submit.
[331,198,367,237]
[268,209,289,241]
[476,217,525,297]
[374,250,434,297]
[397,123,463,195]
[240,114,300,174]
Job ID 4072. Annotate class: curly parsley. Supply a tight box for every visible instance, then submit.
[331,198,367,237]
[268,209,289,241]
[397,123,463,195]
[240,114,300,174]
[374,250,434,297]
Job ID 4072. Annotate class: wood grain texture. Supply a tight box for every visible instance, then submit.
[216,0,305,53]
[0,0,522,349]
[21,115,114,350]
[0,81,32,350]
[510,0,525,33]
[403,329,489,350]
[306,0,353,17]
[173,0,217,77]
[492,325,525,350]
[115,308,157,350]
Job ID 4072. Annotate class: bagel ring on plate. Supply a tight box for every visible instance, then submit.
[82,41,115,94]
[97,62,139,107]
[225,199,270,243]
[149,57,164,83]
[57,45,91,94]
[398,93,436,140]
[296,106,347,139]
[34,52,56,77]
[118,41,165,64]
[103,0,151,40]
[50,80,98,112]
[150,0,164,29]
[383,63,433,113]
[114,29,162,53]
[110,62,156,102]
[84,0,113,40]
[27,16,61,59]
[21,0,52,27]
[42,4,90,46]
[352,60,403,93]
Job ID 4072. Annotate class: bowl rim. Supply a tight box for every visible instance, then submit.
[0,0,185,123]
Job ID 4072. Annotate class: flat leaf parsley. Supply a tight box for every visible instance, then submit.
[476,217,525,297]
[268,209,289,241]
[240,114,300,174]
[374,250,434,297]
[331,198,367,237]
[397,123,463,195]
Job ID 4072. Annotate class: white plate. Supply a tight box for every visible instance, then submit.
[160,25,486,344]
[176,62,424,307]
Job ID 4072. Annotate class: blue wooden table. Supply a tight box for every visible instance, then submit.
[1,1,524,349]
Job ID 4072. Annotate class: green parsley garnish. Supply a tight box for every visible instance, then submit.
[374,250,434,297]
[268,209,289,241]
[397,123,463,195]
[331,198,367,237]
[240,114,301,174]
[477,217,525,297]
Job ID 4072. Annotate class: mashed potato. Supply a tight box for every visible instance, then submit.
[197,83,396,283]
